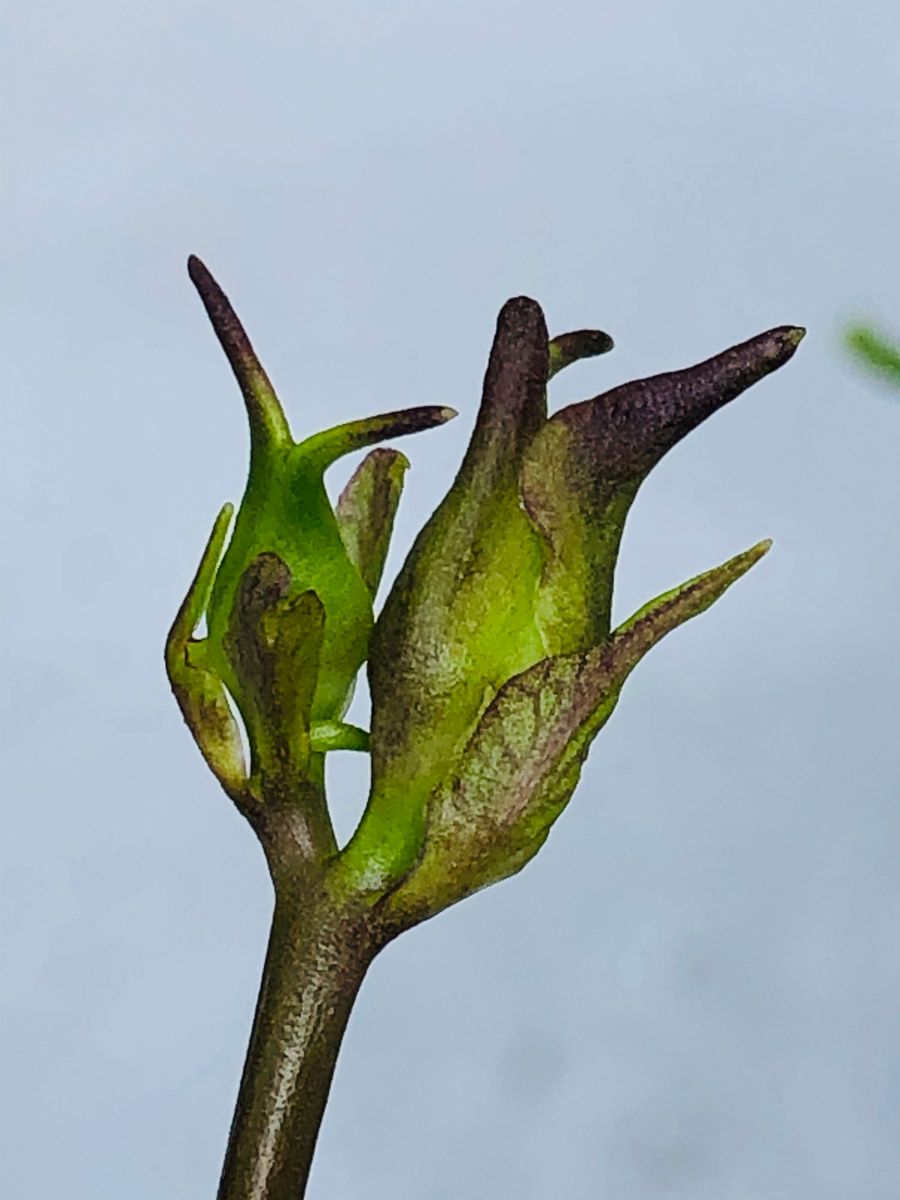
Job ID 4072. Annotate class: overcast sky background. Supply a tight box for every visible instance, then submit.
[5,3,900,1198]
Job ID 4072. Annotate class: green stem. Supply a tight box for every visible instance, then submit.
[216,877,375,1200]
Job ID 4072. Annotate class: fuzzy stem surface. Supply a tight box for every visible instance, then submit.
[216,876,375,1200]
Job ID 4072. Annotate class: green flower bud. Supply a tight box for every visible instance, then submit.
[166,258,453,801]
[338,304,803,908]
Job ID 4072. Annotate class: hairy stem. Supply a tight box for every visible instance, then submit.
[216,878,375,1200]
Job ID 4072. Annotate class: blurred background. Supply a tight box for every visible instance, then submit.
[4,3,900,1197]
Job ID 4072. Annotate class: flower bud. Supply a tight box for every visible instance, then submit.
[339,306,803,905]
[166,258,453,799]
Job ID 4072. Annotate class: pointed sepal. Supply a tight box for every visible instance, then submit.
[375,539,770,931]
[335,448,410,600]
[522,326,804,653]
[297,407,455,474]
[187,255,291,451]
[165,504,248,801]
[548,329,614,379]
[342,298,552,889]
[310,721,371,753]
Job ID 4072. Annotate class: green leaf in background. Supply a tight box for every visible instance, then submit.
[845,324,900,387]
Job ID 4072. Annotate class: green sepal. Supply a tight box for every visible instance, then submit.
[521,325,805,655]
[341,297,552,892]
[165,503,247,801]
[223,553,325,789]
[375,539,771,932]
[335,447,410,599]
[298,409,456,476]
[310,722,371,753]
[188,255,291,451]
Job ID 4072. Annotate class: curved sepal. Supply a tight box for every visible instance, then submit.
[165,504,247,801]
[375,539,770,932]
[297,408,455,475]
[335,447,410,599]
[522,326,804,654]
[548,329,614,379]
[310,722,371,753]
[188,255,291,451]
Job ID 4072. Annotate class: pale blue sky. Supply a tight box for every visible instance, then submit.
[5,3,900,1197]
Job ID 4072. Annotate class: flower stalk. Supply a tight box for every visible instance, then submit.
[216,883,374,1200]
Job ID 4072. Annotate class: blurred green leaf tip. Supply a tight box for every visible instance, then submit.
[845,323,900,387]
[167,256,804,931]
